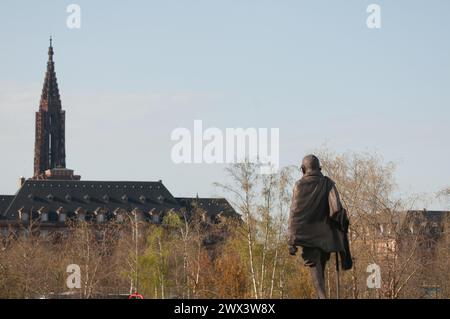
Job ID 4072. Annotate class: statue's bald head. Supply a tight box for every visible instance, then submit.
[301,154,321,174]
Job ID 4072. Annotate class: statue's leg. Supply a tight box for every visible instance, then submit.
[309,263,327,299]
[320,251,331,283]
[302,247,327,299]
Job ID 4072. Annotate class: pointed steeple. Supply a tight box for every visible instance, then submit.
[49,36,53,59]
[39,36,62,112]
[33,38,67,179]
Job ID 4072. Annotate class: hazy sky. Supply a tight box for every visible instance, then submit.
[0,0,449,209]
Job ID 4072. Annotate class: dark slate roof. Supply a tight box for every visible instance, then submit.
[1,180,182,220]
[406,210,450,222]
[0,181,239,224]
[0,195,14,215]
[176,197,237,218]
[403,210,450,234]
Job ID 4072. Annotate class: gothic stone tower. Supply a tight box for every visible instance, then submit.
[32,38,79,181]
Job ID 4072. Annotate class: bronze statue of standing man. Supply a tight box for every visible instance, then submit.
[288,155,352,299]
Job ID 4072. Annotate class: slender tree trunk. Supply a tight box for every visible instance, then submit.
[260,181,273,298]
[247,224,258,299]
[157,235,165,299]
[194,236,201,298]
[244,190,259,299]
[269,249,278,298]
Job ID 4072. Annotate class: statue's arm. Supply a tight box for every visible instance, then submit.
[328,183,342,219]
[288,182,301,246]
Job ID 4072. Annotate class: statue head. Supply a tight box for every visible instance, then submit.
[301,154,321,174]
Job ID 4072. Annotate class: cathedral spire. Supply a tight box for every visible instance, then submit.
[33,38,67,179]
[48,36,53,61]
[39,36,61,112]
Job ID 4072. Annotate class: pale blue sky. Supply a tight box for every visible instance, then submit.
[0,0,449,209]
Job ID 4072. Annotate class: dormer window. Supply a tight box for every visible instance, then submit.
[56,207,66,223]
[65,194,72,202]
[96,213,105,223]
[75,208,85,222]
[37,206,49,222]
[46,194,54,202]
[21,212,29,222]
[139,195,146,204]
[113,208,126,223]
[102,194,110,203]
[121,195,128,203]
[151,212,160,224]
[133,209,143,222]
[83,195,90,203]
[40,211,48,222]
